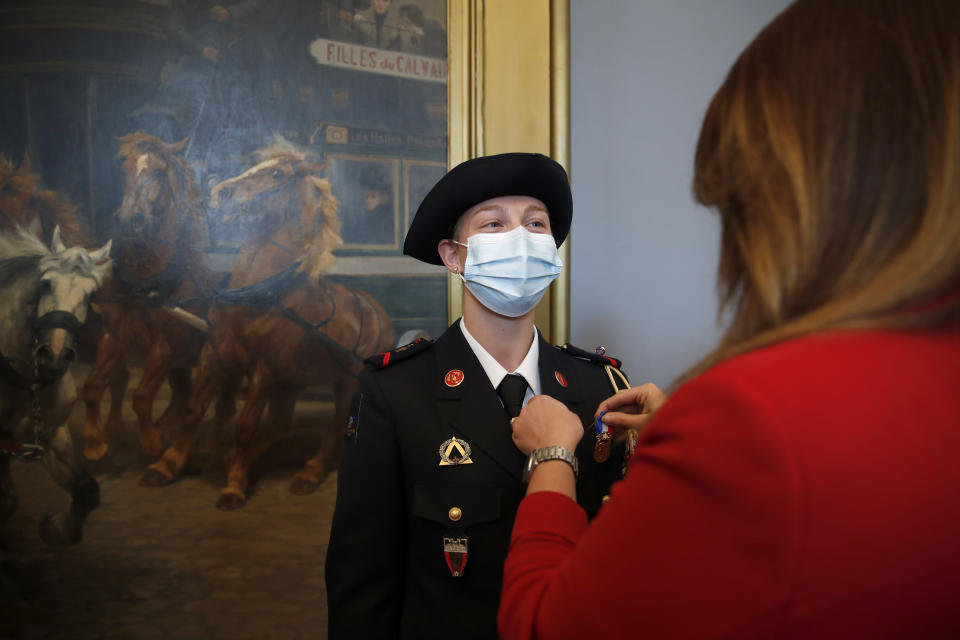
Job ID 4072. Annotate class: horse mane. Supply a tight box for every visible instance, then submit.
[0,227,49,295]
[0,225,50,260]
[0,226,111,287]
[0,156,92,248]
[117,132,207,248]
[39,246,112,287]
[300,174,343,278]
[0,254,41,291]
[247,137,344,279]
[252,136,312,164]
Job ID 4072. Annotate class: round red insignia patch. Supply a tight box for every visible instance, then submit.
[444,369,465,387]
[555,370,568,388]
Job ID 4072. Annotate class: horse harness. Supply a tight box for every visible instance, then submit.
[0,384,46,462]
[177,261,375,376]
[102,232,377,373]
[100,239,198,309]
[0,308,84,461]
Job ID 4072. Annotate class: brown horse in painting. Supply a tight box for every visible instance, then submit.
[140,141,395,508]
[0,155,90,248]
[81,133,219,460]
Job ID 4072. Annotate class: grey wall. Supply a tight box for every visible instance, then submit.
[569,0,793,387]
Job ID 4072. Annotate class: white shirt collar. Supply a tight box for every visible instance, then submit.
[459,319,541,404]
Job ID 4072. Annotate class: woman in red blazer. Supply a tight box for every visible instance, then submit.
[499,0,960,638]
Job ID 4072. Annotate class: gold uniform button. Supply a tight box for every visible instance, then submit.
[601,495,611,504]
[448,507,462,522]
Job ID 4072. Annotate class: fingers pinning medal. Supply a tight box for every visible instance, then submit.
[593,411,612,463]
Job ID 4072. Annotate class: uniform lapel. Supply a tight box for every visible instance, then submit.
[538,333,583,410]
[539,336,603,463]
[434,320,526,482]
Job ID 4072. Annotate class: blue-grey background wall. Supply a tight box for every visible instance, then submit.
[569,0,794,387]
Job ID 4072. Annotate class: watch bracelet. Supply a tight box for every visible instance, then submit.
[524,445,579,483]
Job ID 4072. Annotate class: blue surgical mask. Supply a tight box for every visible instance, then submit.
[454,226,564,317]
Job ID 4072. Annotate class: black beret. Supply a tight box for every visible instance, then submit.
[403,153,572,265]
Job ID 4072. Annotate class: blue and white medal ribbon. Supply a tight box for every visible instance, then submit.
[593,411,612,462]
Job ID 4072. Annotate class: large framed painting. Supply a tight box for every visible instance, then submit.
[0,1,453,637]
[0,0,570,636]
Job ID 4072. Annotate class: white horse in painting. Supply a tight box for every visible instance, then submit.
[0,226,111,544]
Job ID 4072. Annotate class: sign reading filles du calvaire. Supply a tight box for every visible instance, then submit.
[310,38,448,84]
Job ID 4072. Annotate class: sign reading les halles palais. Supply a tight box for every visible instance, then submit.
[310,38,448,84]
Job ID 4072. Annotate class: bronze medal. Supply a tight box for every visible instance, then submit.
[593,432,611,463]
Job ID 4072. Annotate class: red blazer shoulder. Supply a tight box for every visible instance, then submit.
[501,329,960,639]
[643,328,960,636]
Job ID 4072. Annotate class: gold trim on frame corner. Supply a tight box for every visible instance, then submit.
[549,0,570,345]
[445,0,482,322]
[445,0,570,340]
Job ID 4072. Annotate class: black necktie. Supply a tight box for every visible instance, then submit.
[497,373,528,419]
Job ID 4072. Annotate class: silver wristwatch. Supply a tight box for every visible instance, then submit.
[522,446,579,483]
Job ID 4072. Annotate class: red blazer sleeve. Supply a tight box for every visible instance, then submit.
[499,372,799,640]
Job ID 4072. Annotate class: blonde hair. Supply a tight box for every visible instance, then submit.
[686,0,960,381]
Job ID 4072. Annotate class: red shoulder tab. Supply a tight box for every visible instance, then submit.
[365,337,434,369]
[556,343,623,369]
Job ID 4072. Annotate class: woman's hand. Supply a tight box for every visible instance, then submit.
[596,383,667,433]
[510,395,583,455]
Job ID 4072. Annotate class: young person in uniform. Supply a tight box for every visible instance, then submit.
[325,153,630,639]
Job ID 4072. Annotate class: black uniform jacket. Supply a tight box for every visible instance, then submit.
[326,320,627,639]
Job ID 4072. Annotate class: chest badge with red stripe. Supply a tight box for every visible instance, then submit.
[443,536,469,578]
[444,369,464,387]
[554,370,568,388]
